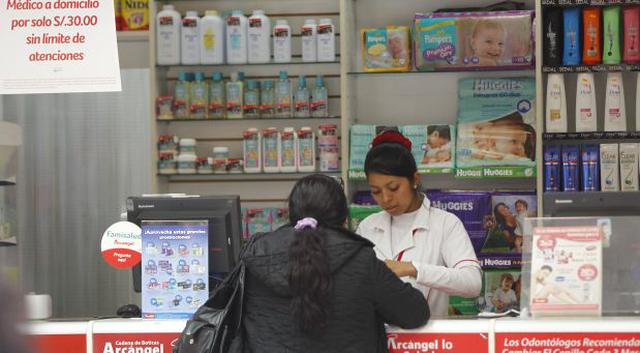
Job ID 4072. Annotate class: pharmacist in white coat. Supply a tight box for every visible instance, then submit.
[356,130,482,317]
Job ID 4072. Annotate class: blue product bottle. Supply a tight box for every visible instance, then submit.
[208,72,225,119]
[561,144,580,192]
[544,145,561,192]
[174,71,190,119]
[311,75,328,117]
[581,144,600,191]
[244,80,260,118]
[294,76,310,118]
[275,71,292,118]
[563,7,582,66]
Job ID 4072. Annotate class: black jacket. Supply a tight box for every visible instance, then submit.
[242,226,429,353]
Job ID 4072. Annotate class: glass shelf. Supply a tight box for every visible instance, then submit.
[157,116,341,122]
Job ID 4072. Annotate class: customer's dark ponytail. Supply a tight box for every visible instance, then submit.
[287,174,347,333]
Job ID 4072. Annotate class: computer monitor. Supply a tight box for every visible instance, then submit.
[126,195,243,293]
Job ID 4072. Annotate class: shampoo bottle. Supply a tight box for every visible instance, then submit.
[543,8,563,66]
[317,18,336,62]
[181,11,200,65]
[623,6,640,63]
[156,4,181,65]
[275,71,292,118]
[273,19,292,63]
[582,7,601,65]
[297,127,316,172]
[200,10,225,65]
[226,10,248,64]
[301,19,318,62]
[174,72,190,119]
[248,10,271,64]
[226,72,244,119]
[262,127,280,173]
[604,72,627,131]
[189,72,208,119]
[260,80,276,118]
[563,7,581,66]
[208,72,225,119]
[244,80,260,118]
[575,73,598,132]
[546,74,568,133]
[603,6,622,64]
[311,75,329,118]
[294,76,310,118]
[243,128,262,173]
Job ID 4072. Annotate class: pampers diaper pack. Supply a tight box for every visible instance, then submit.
[414,10,533,71]
[457,77,536,168]
[361,26,411,72]
[402,125,456,172]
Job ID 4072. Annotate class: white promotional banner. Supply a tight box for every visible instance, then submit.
[0,0,122,94]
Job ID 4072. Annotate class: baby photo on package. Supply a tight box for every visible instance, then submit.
[361,27,411,72]
[402,125,456,172]
[414,11,533,71]
[481,192,537,254]
[456,77,536,168]
[481,270,522,314]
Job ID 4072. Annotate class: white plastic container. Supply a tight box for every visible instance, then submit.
[262,128,280,173]
[619,143,639,191]
[273,19,292,63]
[301,19,317,62]
[280,127,297,173]
[243,128,262,173]
[604,72,627,132]
[156,5,181,65]
[226,10,248,64]
[297,127,316,172]
[200,10,225,65]
[248,10,271,64]
[575,73,598,132]
[181,11,200,65]
[600,143,620,191]
[317,18,335,62]
[179,138,196,154]
[177,154,197,174]
[545,74,568,133]
[211,146,229,174]
[226,72,244,119]
[318,124,339,172]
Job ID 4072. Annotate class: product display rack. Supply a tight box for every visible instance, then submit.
[149,0,342,207]
[541,0,640,6]
[543,191,640,215]
[542,64,640,73]
[543,131,640,141]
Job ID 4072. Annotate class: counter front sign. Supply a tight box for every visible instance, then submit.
[0,0,121,94]
[388,332,489,353]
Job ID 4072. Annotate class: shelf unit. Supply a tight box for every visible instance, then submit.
[149,0,342,207]
[538,0,640,216]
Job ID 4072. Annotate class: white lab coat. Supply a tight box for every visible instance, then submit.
[356,196,482,317]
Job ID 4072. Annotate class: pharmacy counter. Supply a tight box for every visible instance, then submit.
[23,317,640,353]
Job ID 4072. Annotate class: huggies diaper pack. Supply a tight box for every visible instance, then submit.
[401,125,456,172]
[361,26,411,72]
[414,10,534,71]
[456,77,536,168]
[349,125,377,170]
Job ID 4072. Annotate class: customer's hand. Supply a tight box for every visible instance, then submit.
[385,260,417,278]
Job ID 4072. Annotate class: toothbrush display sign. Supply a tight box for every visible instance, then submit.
[0,0,121,94]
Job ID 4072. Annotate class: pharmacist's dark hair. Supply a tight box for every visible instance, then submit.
[427,125,451,141]
[287,174,346,333]
[364,130,417,182]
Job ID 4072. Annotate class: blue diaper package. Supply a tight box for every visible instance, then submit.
[456,77,536,168]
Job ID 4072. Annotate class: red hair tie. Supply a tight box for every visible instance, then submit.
[371,130,412,151]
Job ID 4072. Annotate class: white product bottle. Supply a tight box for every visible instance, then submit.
[575,73,598,132]
[317,18,335,62]
[200,10,225,65]
[280,127,298,172]
[604,72,627,132]
[181,11,201,65]
[301,19,317,62]
[226,10,248,64]
[545,74,568,133]
[248,10,271,64]
[297,127,316,172]
[273,19,292,63]
[243,128,262,173]
[262,127,280,173]
[156,5,181,65]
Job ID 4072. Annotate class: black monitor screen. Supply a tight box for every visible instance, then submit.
[126,195,242,293]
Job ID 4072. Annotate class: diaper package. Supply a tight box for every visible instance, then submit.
[349,125,377,170]
[481,191,536,254]
[401,125,456,172]
[349,204,382,232]
[121,0,149,30]
[414,10,534,71]
[456,77,536,168]
[361,26,411,72]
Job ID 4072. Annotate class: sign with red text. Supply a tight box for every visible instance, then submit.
[28,334,87,353]
[387,333,489,353]
[496,333,640,353]
[101,221,142,269]
[0,0,121,94]
[93,333,180,353]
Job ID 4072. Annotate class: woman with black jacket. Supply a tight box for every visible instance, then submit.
[242,174,429,353]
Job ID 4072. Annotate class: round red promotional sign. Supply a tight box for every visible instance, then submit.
[101,221,142,269]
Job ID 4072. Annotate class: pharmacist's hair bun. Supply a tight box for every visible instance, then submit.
[371,130,412,151]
